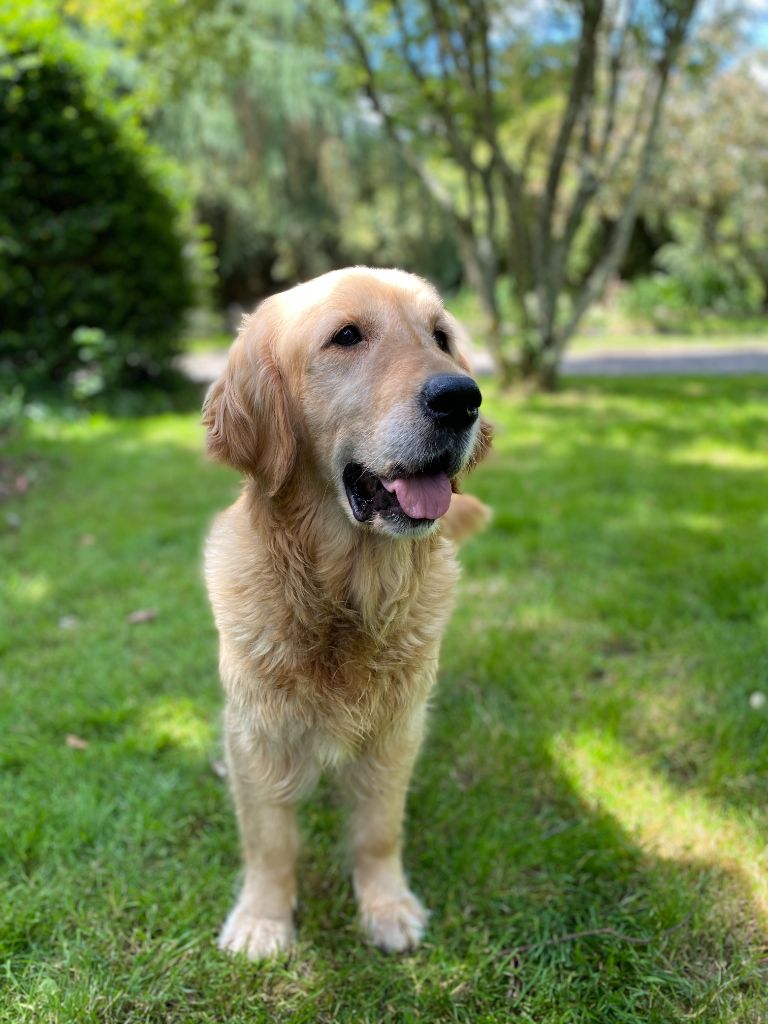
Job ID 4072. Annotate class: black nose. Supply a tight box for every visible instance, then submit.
[421,373,482,431]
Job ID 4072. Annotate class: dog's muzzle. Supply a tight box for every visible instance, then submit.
[342,374,482,530]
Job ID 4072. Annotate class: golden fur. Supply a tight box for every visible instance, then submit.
[203,267,490,957]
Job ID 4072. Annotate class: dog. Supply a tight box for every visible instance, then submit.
[202,267,491,959]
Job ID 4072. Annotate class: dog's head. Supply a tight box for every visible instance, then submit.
[203,267,491,538]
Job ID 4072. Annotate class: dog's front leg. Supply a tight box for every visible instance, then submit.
[218,708,313,960]
[342,707,429,953]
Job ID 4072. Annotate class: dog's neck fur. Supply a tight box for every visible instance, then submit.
[243,477,442,641]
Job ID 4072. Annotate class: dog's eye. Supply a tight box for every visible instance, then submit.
[434,329,449,352]
[331,324,362,347]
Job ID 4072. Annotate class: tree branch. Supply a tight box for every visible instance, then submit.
[334,0,459,219]
[556,0,698,352]
[535,0,604,342]
[471,0,500,153]
[558,64,672,347]
[538,0,604,249]
[390,0,481,189]
[425,0,475,98]
[597,0,638,166]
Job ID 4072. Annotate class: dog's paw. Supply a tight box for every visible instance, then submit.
[218,905,294,960]
[360,891,429,953]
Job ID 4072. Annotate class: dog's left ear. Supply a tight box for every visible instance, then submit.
[202,303,296,495]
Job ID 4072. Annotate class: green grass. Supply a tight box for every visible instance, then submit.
[2,378,768,1022]
[184,332,232,354]
[571,330,768,350]
[571,330,768,351]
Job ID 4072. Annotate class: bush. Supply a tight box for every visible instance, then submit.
[622,242,761,333]
[0,21,196,396]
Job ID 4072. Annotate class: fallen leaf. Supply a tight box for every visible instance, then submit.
[65,733,89,750]
[126,608,158,624]
[79,533,96,547]
[14,474,29,494]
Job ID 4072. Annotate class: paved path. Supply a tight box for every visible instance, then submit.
[178,340,768,385]
[561,341,768,377]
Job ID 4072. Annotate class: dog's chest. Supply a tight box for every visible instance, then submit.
[301,628,434,750]
[250,564,455,745]
[279,591,444,699]
[211,515,460,748]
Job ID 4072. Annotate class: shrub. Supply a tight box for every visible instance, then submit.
[0,19,196,396]
[622,242,761,332]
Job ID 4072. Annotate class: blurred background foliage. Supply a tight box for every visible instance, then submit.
[1,0,767,401]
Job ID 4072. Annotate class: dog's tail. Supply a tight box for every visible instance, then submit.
[441,493,492,545]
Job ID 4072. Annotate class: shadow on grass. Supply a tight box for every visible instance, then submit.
[3,378,768,1020]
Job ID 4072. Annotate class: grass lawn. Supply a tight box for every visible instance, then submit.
[2,377,768,1022]
[184,333,233,354]
[570,331,768,351]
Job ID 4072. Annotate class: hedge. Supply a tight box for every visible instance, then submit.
[0,11,198,395]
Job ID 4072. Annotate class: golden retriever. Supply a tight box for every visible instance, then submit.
[203,267,491,959]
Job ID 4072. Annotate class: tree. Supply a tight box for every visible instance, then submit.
[648,58,768,311]
[67,0,463,304]
[331,0,700,387]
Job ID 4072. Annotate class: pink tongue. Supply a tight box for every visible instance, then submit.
[381,472,452,520]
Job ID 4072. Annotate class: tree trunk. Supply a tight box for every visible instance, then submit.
[456,231,516,382]
[518,332,561,390]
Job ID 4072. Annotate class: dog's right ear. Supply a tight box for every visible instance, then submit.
[202,305,296,495]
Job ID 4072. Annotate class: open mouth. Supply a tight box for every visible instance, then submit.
[343,460,454,528]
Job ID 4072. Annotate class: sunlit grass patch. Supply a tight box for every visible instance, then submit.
[130,697,217,757]
[668,443,768,470]
[3,571,52,605]
[554,728,768,926]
